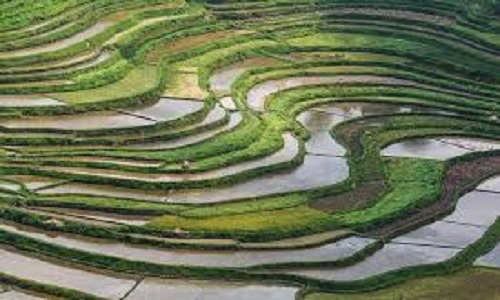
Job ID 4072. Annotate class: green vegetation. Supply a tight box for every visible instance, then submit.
[304,268,500,300]
[0,0,498,298]
[52,64,159,104]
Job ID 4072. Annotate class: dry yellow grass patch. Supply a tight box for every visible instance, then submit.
[163,70,207,100]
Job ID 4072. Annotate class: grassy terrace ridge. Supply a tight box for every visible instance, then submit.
[301,267,500,300]
[0,0,498,299]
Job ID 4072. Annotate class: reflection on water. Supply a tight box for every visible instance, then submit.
[39,155,349,204]
[286,243,459,281]
[0,98,203,131]
[0,95,64,107]
[383,139,473,160]
[298,101,446,157]
[247,76,412,111]
[0,22,114,58]
[128,278,298,300]
[284,189,500,281]
[0,223,375,267]
[393,221,486,248]
[383,135,500,160]
[210,57,279,93]
[36,133,299,182]
[0,248,135,299]
[444,191,500,226]
[0,290,44,300]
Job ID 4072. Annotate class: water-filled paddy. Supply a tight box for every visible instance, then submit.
[475,243,500,269]
[151,155,349,204]
[247,76,413,111]
[210,57,280,93]
[285,244,460,281]
[392,221,486,248]
[0,290,43,300]
[382,139,468,160]
[476,176,500,193]
[0,223,374,267]
[0,95,64,107]
[0,22,113,58]
[0,98,203,131]
[127,278,298,300]
[0,111,152,131]
[123,105,232,150]
[0,248,135,299]
[35,133,300,182]
[1,0,499,297]
[2,175,61,191]
[38,155,349,203]
[443,191,500,226]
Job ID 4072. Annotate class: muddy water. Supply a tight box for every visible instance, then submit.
[285,243,460,281]
[0,223,374,267]
[0,248,135,299]
[0,95,64,107]
[247,76,413,111]
[128,278,298,300]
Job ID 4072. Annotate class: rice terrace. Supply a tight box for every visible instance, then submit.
[0,0,499,299]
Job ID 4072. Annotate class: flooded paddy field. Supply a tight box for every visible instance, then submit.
[0,0,499,298]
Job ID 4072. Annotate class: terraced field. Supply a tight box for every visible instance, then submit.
[0,0,499,299]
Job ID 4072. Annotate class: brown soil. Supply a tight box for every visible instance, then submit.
[146,30,253,63]
[311,180,386,212]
